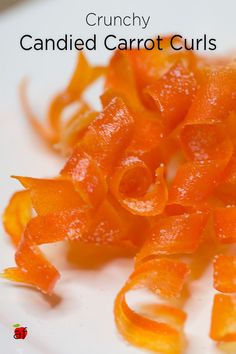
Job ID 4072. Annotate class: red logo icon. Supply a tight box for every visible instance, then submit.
[13,324,28,339]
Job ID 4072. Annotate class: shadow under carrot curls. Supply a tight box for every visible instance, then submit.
[67,241,136,270]
[4,283,62,307]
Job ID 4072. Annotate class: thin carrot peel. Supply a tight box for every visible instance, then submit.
[2,36,236,353]
[20,52,105,150]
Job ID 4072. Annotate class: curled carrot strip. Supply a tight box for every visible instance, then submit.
[125,115,165,170]
[110,158,167,216]
[2,199,135,293]
[60,97,135,207]
[59,109,97,155]
[48,53,105,139]
[136,212,208,263]
[168,160,230,206]
[102,87,166,170]
[114,258,188,354]
[2,207,90,293]
[81,96,134,173]
[20,79,54,145]
[14,176,85,215]
[61,146,107,208]
[169,115,233,207]
[128,36,196,94]
[105,50,141,109]
[21,53,105,146]
[168,66,235,209]
[185,66,236,125]
[115,294,186,354]
[144,62,197,131]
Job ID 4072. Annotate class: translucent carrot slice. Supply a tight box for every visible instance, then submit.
[168,160,228,206]
[128,36,196,93]
[61,146,107,207]
[181,123,232,162]
[185,66,236,125]
[125,115,165,170]
[59,109,97,155]
[2,240,61,294]
[14,176,84,215]
[101,89,165,170]
[213,255,236,293]
[136,212,208,263]
[20,79,54,146]
[210,294,236,342]
[3,190,32,246]
[105,50,141,109]
[48,52,105,137]
[214,207,236,243]
[21,53,105,145]
[2,198,137,292]
[81,96,134,174]
[171,118,233,206]
[115,293,186,354]
[86,200,134,246]
[144,62,197,131]
[131,258,190,298]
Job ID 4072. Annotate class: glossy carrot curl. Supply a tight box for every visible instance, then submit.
[2,37,236,353]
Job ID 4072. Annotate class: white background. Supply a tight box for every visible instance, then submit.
[0,0,236,353]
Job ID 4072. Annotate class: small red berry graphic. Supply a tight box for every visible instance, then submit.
[13,324,28,339]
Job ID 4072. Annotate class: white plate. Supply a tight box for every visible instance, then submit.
[0,0,235,353]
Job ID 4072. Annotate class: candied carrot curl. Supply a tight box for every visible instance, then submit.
[3,190,32,247]
[110,160,167,216]
[210,294,236,342]
[213,255,236,293]
[144,61,197,132]
[135,212,209,263]
[3,37,236,353]
[20,53,105,149]
[114,259,188,354]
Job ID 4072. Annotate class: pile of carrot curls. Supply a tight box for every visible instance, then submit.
[2,36,236,353]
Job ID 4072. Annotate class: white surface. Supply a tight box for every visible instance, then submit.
[0,0,235,353]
